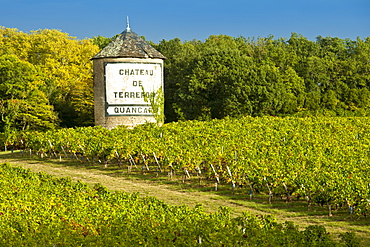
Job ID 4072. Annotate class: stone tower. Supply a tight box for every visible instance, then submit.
[91,21,166,129]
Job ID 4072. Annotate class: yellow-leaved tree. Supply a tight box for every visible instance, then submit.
[0,54,59,141]
[0,27,99,127]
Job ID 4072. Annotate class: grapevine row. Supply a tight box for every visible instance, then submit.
[0,163,358,246]
[4,116,370,216]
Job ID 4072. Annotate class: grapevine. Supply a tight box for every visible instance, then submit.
[0,163,359,246]
[4,116,370,216]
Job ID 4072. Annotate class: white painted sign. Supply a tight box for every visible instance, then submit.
[105,62,162,116]
[106,105,153,116]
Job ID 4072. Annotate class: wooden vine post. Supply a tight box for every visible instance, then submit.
[210,164,220,191]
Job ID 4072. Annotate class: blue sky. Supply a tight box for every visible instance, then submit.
[1,0,369,43]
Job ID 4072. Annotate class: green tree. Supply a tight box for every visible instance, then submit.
[288,34,370,115]
[92,35,115,50]
[163,35,306,119]
[154,38,200,121]
[0,54,58,132]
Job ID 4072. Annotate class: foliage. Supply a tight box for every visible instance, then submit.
[1,25,370,127]
[154,34,370,121]
[8,117,370,217]
[92,35,114,49]
[0,26,99,128]
[0,54,58,132]
[142,85,165,125]
[0,163,357,246]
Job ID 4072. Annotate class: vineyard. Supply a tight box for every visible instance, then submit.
[0,163,359,246]
[3,116,370,218]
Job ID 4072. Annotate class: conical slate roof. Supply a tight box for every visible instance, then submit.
[92,28,166,60]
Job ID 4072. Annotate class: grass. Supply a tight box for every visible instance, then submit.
[1,150,369,246]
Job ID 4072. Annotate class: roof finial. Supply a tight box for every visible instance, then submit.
[126,16,131,32]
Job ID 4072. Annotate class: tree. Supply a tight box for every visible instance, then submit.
[0,54,58,132]
[92,35,115,50]
[27,29,99,127]
[154,38,200,121]
[159,35,306,120]
[0,27,100,127]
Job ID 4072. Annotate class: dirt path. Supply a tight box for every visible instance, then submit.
[0,152,259,216]
[1,151,369,244]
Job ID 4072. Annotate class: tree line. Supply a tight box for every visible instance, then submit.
[0,27,99,134]
[151,34,370,121]
[1,26,369,132]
